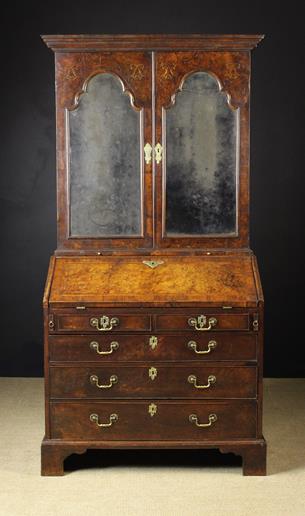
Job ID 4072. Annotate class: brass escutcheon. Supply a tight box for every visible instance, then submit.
[143,260,164,269]
[144,143,152,164]
[148,403,157,417]
[148,366,158,381]
[149,336,158,350]
[154,143,163,164]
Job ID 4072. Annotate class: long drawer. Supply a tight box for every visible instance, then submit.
[50,400,257,440]
[49,365,257,399]
[49,333,257,362]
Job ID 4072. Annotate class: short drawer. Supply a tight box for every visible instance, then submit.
[155,313,250,331]
[49,333,257,362]
[49,365,257,399]
[49,313,151,333]
[50,400,257,440]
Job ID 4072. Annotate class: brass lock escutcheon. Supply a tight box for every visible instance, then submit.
[90,413,118,428]
[154,143,163,164]
[148,403,157,417]
[143,260,164,269]
[90,341,119,355]
[90,315,119,332]
[189,413,217,428]
[188,374,216,389]
[188,315,217,331]
[187,340,217,355]
[149,336,158,350]
[90,374,118,389]
[144,143,163,165]
[148,366,158,381]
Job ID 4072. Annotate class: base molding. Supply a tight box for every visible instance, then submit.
[41,437,266,476]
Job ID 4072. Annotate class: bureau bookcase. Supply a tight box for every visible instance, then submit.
[41,34,266,476]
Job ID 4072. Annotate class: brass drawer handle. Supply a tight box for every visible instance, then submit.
[188,374,216,389]
[188,315,217,331]
[189,413,217,428]
[90,341,119,355]
[90,413,118,428]
[187,340,217,354]
[90,374,118,389]
[90,315,119,331]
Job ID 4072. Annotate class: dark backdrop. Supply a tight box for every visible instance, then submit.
[1,1,304,377]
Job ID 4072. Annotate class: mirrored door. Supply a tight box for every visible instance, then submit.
[56,52,153,251]
[155,52,248,249]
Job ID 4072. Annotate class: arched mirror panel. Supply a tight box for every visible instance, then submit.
[164,71,239,236]
[68,73,143,238]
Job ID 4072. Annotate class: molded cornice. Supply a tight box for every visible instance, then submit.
[41,34,264,52]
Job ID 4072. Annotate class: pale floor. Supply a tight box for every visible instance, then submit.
[0,378,304,516]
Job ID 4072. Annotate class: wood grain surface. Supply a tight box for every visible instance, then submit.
[49,255,259,306]
[50,399,257,440]
[41,34,266,477]
[49,332,257,362]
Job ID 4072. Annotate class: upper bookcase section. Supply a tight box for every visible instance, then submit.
[42,34,264,255]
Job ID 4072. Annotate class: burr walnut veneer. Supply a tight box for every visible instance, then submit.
[41,34,266,476]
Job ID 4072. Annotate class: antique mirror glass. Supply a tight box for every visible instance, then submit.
[165,71,239,236]
[68,73,142,237]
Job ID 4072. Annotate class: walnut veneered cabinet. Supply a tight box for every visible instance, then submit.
[41,34,266,476]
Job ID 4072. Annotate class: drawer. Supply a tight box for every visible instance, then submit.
[50,400,257,440]
[50,313,151,333]
[49,333,257,362]
[49,365,257,399]
[155,313,250,331]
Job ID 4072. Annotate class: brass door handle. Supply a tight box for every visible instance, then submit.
[90,374,118,389]
[187,340,217,354]
[188,374,216,389]
[90,413,118,427]
[90,316,119,331]
[189,413,217,428]
[90,341,119,355]
[188,315,217,331]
